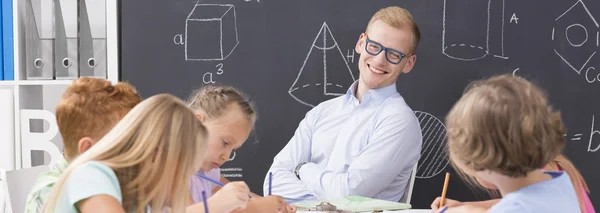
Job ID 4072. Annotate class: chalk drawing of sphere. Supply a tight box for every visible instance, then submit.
[414,111,449,179]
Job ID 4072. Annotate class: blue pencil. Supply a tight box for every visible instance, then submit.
[268,172,272,195]
[196,172,252,199]
[202,190,209,213]
[196,173,225,186]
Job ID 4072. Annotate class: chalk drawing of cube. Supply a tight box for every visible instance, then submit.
[185,4,239,61]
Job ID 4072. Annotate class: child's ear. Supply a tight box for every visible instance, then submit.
[195,112,206,122]
[77,137,96,155]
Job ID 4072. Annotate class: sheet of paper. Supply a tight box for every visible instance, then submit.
[296,209,432,213]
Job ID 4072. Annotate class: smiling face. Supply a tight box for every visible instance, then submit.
[355,20,417,90]
[197,104,252,172]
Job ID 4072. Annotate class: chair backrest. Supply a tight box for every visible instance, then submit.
[399,162,418,204]
[1,178,6,213]
[5,165,49,213]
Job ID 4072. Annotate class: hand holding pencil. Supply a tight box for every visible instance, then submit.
[431,173,452,212]
[210,181,251,212]
[431,197,462,211]
[430,173,486,213]
[440,173,450,208]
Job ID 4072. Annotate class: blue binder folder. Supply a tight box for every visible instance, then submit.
[2,0,13,80]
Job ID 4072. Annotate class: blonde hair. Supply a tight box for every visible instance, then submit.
[546,154,591,213]
[446,74,565,177]
[42,94,208,213]
[56,77,142,160]
[366,6,421,53]
[186,84,257,126]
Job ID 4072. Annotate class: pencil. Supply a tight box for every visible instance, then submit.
[269,172,273,195]
[439,172,450,208]
[196,173,225,187]
[196,172,252,199]
[202,190,209,213]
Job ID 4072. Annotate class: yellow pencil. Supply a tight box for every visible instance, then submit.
[439,172,450,208]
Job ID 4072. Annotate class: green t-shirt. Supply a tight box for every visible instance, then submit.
[51,161,122,213]
[24,155,69,213]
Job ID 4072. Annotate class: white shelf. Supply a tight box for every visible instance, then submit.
[0,80,75,86]
[6,0,120,171]
[17,80,73,85]
[0,81,15,86]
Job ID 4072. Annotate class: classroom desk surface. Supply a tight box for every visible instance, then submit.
[297,210,432,213]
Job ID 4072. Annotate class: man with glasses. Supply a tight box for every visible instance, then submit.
[264,6,423,204]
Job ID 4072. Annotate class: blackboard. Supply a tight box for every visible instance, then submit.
[120,0,600,209]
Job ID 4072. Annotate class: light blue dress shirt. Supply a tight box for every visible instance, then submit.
[264,81,423,204]
[488,171,581,213]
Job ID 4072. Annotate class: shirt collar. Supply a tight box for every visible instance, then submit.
[53,154,69,173]
[27,154,70,197]
[346,80,398,105]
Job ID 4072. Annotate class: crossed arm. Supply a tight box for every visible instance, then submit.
[265,109,422,203]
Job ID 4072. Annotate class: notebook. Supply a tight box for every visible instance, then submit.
[294,196,412,212]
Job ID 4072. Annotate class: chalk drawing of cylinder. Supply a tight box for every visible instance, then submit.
[442,0,491,61]
[185,4,239,61]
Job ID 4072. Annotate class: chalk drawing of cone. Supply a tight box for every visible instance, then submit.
[289,22,356,107]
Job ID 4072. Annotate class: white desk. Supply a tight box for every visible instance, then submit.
[297,210,432,213]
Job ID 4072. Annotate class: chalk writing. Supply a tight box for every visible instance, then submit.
[588,115,600,152]
[346,49,355,63]
[512,68,521,78]
[203,72,215,84]
[221,167,243,178]
[173,34,184,45]
[510,13,519,24]
[585,67,600,83]
[202,63,225,84]
[564,133,584,141]
[216,63,224,75]
[562,115,600,152]
[223,174,243,178]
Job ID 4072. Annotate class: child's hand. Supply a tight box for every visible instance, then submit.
[209,181,250,212]
[431,197,463,211]
[259,195,290,213]
[286,204,297,213]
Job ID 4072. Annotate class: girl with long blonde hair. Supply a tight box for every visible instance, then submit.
[41,94,209,213]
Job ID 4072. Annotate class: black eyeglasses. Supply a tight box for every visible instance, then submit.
[364,34,410,64]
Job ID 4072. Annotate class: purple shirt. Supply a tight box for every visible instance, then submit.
[190,168,221,203]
